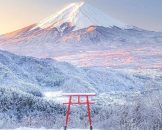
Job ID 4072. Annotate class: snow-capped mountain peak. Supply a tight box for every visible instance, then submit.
[32,2,130,31]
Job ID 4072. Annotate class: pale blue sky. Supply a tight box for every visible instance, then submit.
[0,0,161,34]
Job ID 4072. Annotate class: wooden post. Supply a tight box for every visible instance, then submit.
[86,96,93,130]
[64,96,72,130]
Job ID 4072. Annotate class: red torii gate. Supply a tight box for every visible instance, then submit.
[63,93,96,130]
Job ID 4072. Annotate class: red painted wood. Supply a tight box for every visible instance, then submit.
[78,96,80,104]
[63,93,96,96]
[63,102,95,104]
[86,95,92,127]
[65,96,72,127]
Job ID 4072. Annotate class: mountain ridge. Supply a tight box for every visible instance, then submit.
[31,2,131,31]
[0,2,161,68]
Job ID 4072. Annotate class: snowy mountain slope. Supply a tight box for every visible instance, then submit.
[32,2,130,31]
[0,2,130,41]
[0,2,161,68]
[0,50,162,129]
[0,26,162,69]
[0,50,161,94]
[0,50,94,93]
[0,86,65,128]
[2,83,162,129]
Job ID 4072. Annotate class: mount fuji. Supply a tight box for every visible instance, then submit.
[0,2,162,69]
[32,2,130,30]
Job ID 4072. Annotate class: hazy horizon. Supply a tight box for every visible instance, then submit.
[0,0,162,34]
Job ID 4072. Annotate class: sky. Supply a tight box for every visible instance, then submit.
[0,0,162,35]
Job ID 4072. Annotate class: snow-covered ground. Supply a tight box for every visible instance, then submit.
[3,128,99,130]
[1,50,161,95]
[0,50,162,129]
[43,91,67,103]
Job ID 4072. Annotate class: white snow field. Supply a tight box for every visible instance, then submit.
[6,127,99,130]
[3,128,99,130]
